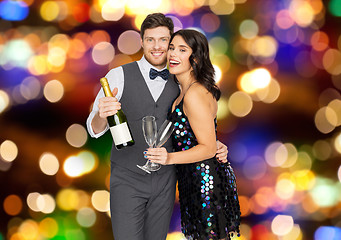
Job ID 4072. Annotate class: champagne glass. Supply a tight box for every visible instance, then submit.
[155,119,175,148]
[137,117,175,173]
[137,116,157,174]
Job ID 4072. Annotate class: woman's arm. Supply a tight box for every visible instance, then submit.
[146,85,218,164]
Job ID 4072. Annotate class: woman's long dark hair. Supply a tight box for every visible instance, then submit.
[170,29,221,100]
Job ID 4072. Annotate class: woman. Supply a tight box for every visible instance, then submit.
[145,29,241,240]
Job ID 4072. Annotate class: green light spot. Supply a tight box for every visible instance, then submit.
[329,0,341,17]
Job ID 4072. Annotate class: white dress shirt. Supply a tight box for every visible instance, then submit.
[86,56,170,138]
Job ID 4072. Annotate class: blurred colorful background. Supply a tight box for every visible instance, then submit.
[1,0,341,239]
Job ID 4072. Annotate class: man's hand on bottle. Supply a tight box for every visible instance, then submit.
[98,87,121,118]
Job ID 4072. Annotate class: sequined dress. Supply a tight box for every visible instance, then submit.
[171,99,241,240]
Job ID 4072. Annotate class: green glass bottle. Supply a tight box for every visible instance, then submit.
[100,77,134,149]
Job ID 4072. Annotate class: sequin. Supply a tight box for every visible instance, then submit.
[171,99,241,240]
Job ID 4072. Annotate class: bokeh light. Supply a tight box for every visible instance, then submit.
[3,195,22,216]
[92,42,115,65]
[66,124,88,148]
[39,152,59,176]
[117,30,141,55]
[0,140,18,162]
[43,79,64,103]
[271,215,294,236]
[0,0,29,21]
[0,90,10,114]
[91,190,110,212]
[228,91,253,117]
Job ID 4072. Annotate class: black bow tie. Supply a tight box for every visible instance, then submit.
[149,68,169,80]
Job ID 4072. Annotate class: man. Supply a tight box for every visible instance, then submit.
[86,13,228,240]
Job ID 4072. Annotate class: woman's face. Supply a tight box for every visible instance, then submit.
[167,35,193,76]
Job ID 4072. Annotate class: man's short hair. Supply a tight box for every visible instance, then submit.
[140,13,174,39]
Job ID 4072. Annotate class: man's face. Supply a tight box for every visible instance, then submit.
[141,26,171,70]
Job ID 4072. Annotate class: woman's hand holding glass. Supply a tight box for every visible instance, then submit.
[144,147,169,165]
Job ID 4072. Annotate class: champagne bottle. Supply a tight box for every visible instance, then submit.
[100,77,134,149]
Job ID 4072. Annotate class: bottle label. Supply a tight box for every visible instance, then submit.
[109,122,133,145]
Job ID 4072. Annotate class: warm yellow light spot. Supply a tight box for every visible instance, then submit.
[63,156,84,177]
[239,68,272,94]
[228,91,253,117]
[39,218,58,239]
[276,178,295,200]
[27,192,41,212]
[40,1,60,22]
[281,224,302,240]
[91,190,110,212]
[328,99,341,126]
[0,90,10,114]
[173,0,195,16]
[28,55,49,75]
[323,49,341,76]
[48,47,66,67]
[251,36,278,58]
[77,151,97,174]
[291,170,316,191]
[66,124,88,148]
[68,38,87,59]
[39,152,59,176]
[265,142,288,167]
[56,188,79,211]
[255,78,281,103]
[0,140,18,162]
[271,215,294,236]
[63,151,97,178]
[133,14,148,31]
[126,0,163,15]
[49,34,70,52]
[209,0,235,15]
[101,0,125,21]
[315,106,336,134]
[18,220,39,240]
[43,79,64,103]
[280,143,298,168]
[334,132,341,154]
[213,65,222,83]
[211,55,231,73]
[289,1,315,27]
[166,232,187,240]
[37,194,56,214]
[217,97,229,120]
